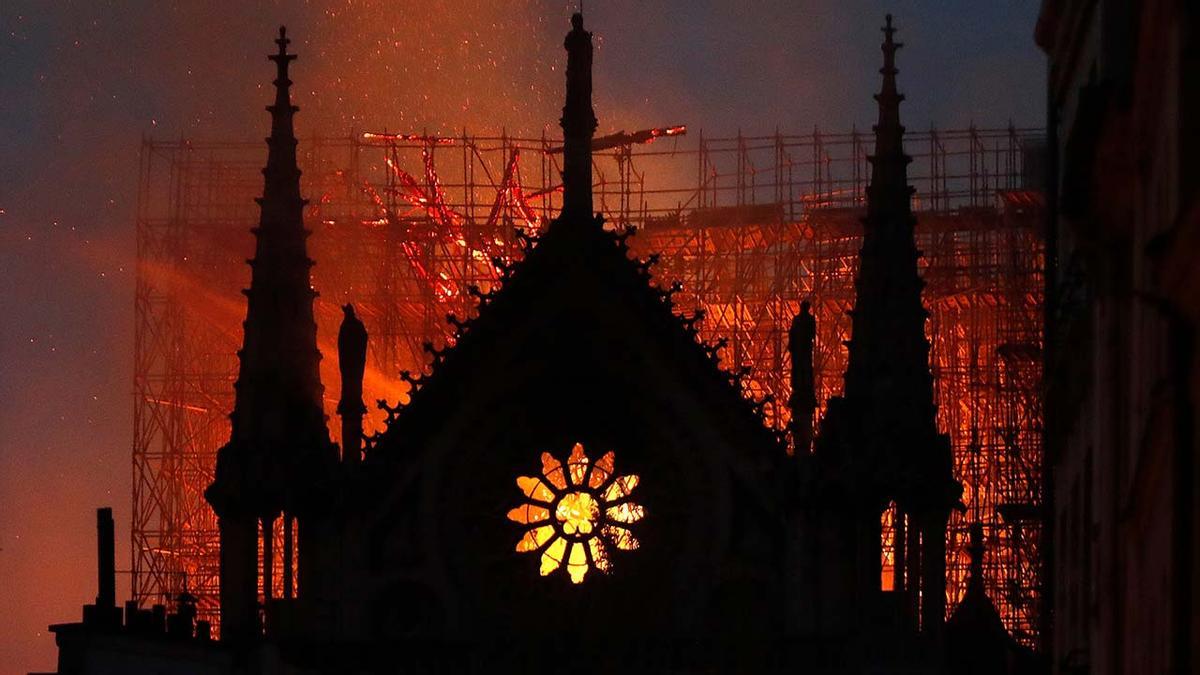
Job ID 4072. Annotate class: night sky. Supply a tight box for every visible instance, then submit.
[0,1,1043,671]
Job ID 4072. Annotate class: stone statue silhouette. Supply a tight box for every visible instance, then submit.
[337,303,368,463]
[788,300,817,453]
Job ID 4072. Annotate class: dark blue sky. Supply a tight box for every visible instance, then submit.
[0,1,1044,671]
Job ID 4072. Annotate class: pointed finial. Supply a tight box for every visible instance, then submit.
[881,14,902,55]
[266,25,299,143]
[560,10,597,219]
[276,26,290,57]
[269,25,298,74]
[866,10,911,220]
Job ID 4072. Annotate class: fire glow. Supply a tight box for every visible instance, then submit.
[133,126,1043,646]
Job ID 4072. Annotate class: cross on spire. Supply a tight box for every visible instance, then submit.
[879,14,903,89]
[263,25,301,208]
[868,13,912,222]
[270,26,297,87]
[275,25,290,56]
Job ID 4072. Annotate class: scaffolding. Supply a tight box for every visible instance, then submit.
[132,125,1044,646]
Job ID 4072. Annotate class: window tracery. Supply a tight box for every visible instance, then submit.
[508,442,643,583]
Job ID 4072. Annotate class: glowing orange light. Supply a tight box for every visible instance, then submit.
[508,443,643,583]
[556,491,598,535]
[361,131,455,146]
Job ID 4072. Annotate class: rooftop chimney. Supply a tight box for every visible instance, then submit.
[80,507,121,628]
[96,507,115,609]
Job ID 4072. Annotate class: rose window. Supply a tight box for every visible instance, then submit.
[507,442,643,583]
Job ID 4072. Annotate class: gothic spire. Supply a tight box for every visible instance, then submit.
[262,26,304,223]
[831,15,961,634]
[560,12,597,219]
[842,13,932,428]
[207,26,332,520]
[866,15,914,224]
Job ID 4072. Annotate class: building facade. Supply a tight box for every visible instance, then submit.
[1037,1,1200,673]
[44,13,1039,675]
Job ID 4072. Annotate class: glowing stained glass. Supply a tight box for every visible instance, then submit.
[588,536,611,572]
[517,476,555,503]
[541,453,567,490]
[567,442,589,486]
[603,525,640,551]
[589,451,615,488]
[602,474,639,502]
[541,537,568,576]
[507,504,550,525]
[516,524,555,552]
[556,491,598,535]
[567,542,589,583]
[508,443,643,583]
[606,503,644,524]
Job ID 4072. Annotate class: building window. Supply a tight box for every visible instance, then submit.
[508,442,643,583]
[881,501,899,591]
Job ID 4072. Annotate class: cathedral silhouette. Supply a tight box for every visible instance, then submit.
[46,13,1038,675]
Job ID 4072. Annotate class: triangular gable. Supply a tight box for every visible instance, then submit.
[369,213,783,493]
